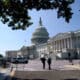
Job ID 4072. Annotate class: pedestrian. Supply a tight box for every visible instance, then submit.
[68,52,73,65]
[10,65,13,72]
[47,52,52,70]
[40,53,46,69]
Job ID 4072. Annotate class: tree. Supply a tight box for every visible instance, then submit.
[0,0,75,30]
[0,54,3,58]
[0,54,3,62]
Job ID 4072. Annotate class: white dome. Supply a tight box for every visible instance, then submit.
[31,18,49,45]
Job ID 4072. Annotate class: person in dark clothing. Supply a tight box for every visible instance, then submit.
[40,57,46,69]
[40,53,46,69]
[68,52,73,65]
[47,57,51,70]
[47,52,52,70]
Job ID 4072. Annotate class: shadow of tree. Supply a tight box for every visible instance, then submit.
[4,76,48,80]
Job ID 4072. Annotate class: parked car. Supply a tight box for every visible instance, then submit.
[11,57,28,64]
[17,57,28,64]
[11,58,18,63]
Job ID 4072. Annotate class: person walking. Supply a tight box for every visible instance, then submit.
[40,53,46,69]
[68,52,73,65]
[47,52,52,70]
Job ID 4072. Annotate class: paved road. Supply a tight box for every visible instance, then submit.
[0,71,11,80]
[0,68,11,80]
[0,60,80,80]
[0,73,6,80]
[9,60,80,80]
[10,60,80,71]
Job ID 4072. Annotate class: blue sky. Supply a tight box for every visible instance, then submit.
[0,0,80,56]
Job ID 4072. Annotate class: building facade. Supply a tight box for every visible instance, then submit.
[47,31,80,59]
[6,45,38,59]
[6,18,49,59]
[6,18,80,60]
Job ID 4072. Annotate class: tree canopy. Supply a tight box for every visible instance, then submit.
[0,0,75,30]
[0,54,3,58]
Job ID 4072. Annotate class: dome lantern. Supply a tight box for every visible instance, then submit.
[39,17,43,26]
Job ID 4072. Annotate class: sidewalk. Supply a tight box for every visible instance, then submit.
[64,64,80,70]
[0,68,7,73]
[0,60,80,80]
[0,68,9,80]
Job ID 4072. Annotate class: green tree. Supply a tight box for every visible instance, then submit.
[0,54,3,58]
[0,0,75,30]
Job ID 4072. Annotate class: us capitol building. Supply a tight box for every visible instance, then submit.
[6,18,80,60]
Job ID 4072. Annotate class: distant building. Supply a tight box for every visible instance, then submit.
[6,18,80,60]
[6,50,18,59]
[6,18,49,59]
[6,45,38,59]
[48,31,80,59]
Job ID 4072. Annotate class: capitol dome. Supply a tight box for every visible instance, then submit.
[31,18,49,45]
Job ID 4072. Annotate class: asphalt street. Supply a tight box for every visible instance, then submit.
[0,60,80,80]
[10,60,80,71]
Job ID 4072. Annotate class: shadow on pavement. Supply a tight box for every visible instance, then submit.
[0,72,47,80]
[3,76,48,80]
[63,78,78,80]
[11,77,48,80]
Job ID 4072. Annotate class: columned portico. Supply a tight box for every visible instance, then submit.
[47,30,80,59]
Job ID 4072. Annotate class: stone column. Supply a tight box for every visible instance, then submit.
[67,38,70,49]
[58,40,60,51]
[70,37,72,49]
[63,39,65,48]
[56,41,57,51]
[62,39,63,49]
[55,41,57,50]
[64,39,66,49]
[60,40,62,50]
[52,42,54,51]
[67,38,69,48]
[76,37,78,48]
[60,40,62,49]
[57,41,59,50]
[65,39,67,49]
[54,41,56,52]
